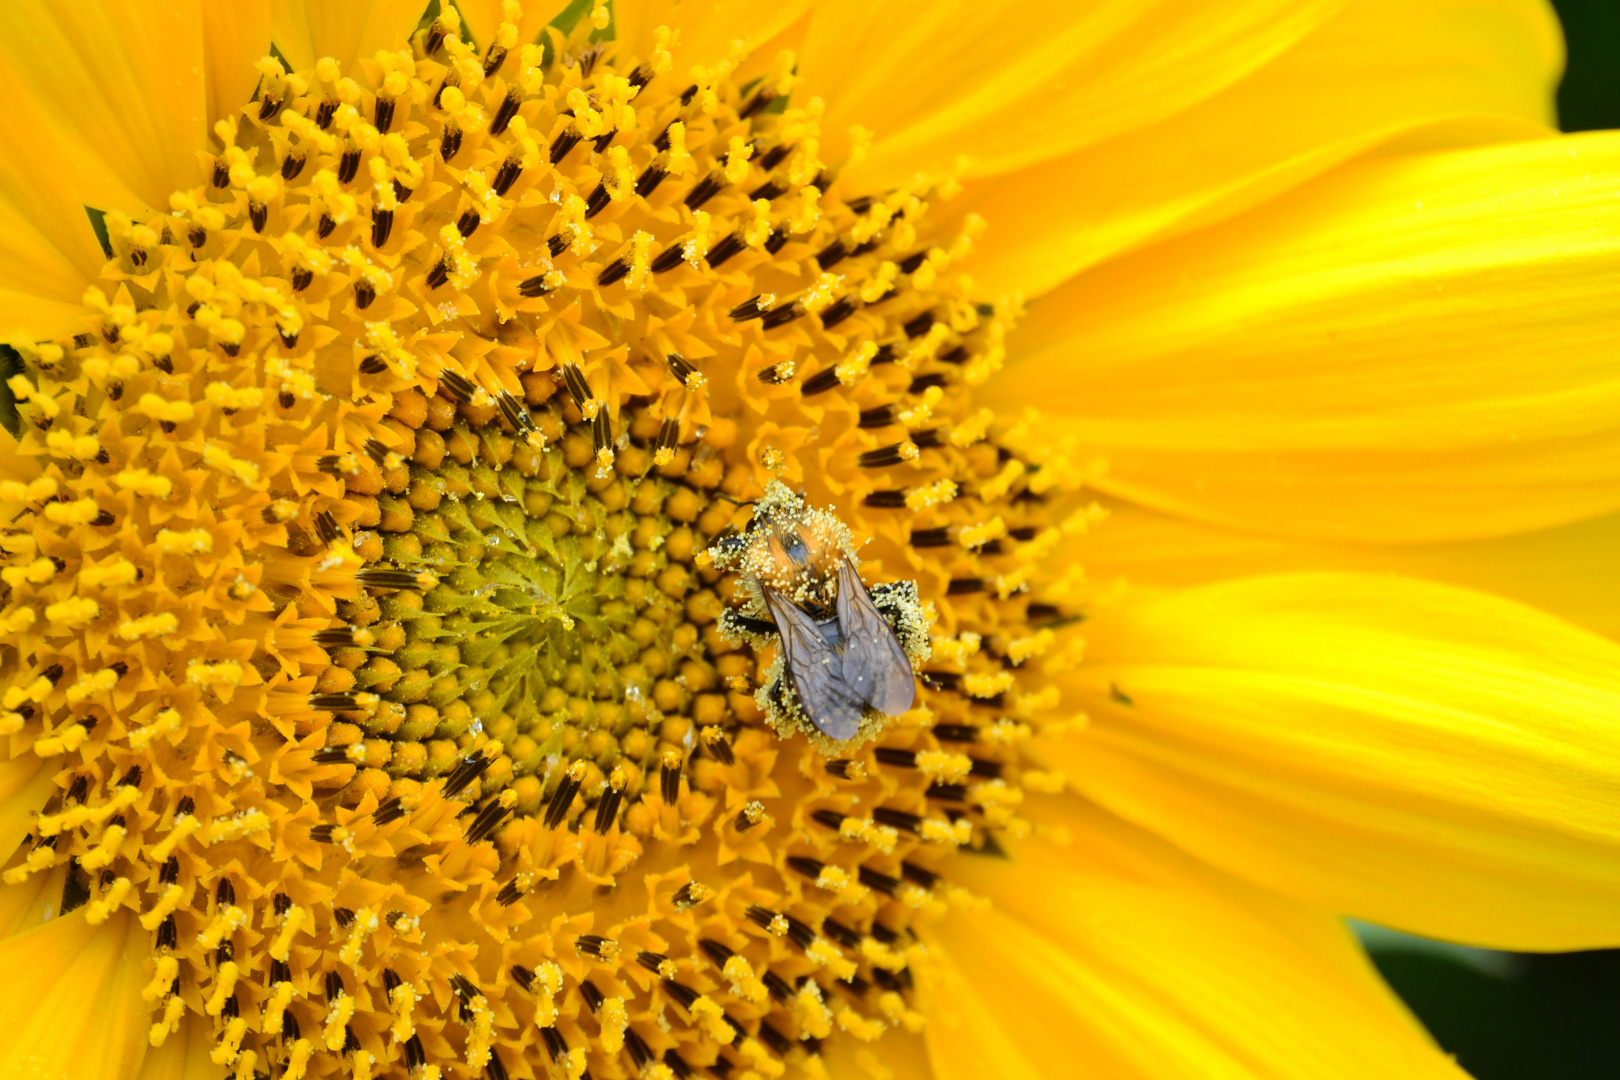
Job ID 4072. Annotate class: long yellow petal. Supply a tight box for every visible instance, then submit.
[1053,573,1620,950]
[203,1,273,131]
[270,0,429,75]
[799,0,1338,188]
[613,0,812,83]
[1002,131,1620,544]
[0,910,151,1080]
[961,0,1561,299]
[0,0,208,213]
[1082,500,1620,641]
[133,1014,218,1080]
[926,806,1464,1080]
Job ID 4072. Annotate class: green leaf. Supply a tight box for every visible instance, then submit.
[84,207,113,260]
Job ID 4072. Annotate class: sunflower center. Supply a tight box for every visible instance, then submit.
[0,4,1089,1078]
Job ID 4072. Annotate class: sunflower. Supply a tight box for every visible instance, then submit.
[0,0,1614,1078]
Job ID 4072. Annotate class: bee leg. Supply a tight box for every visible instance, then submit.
[719,609,777,637]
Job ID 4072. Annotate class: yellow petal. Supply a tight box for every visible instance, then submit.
[134,1013,218,1080]
[962,0,1560,299]
[1002,131,1620,544]
[800,0,1339,188]
[203,1,273,131]
[456,0,558,52]
[0,0,208,212]
[270,0,428,75]
[1053,573,1620,950]
[0,910,151,1080]
[1083,499,1620,641]
[613,0,812,83]
[926,806,1465,1080]
[0,758,56,862]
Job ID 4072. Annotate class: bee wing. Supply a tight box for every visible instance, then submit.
[835,560,916,717]
[764,586,865,741]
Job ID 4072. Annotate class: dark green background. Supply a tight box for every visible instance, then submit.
[1363,11,1620,1075]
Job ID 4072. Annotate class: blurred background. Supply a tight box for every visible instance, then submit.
[1354,9,1620,1075]
[1357,3,1620,1075]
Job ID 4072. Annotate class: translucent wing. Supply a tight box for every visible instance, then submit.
[835,560,916,716]
[764,586,865,741]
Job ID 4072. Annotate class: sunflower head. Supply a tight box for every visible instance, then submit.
[0,4,1089,1077]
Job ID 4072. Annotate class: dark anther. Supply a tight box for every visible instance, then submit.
[655,417,680,459]
[592,130,616,152]
[374,96,396,134]
[449,974,479,1002]
[900,249,933,274]
[188,226,206,248]
[706,232,746,268]
[904,311,936,338]
[913,427,944,449]
[635,165,667,198]
[838,975,872,999]
[760,304,805,331]
[517,272,553,298]
[344,1026,361,1055]
[759,144,792,171]
[507,965,534,993]
[211,161,229,188]
[857,866,901,895]
[863,489,909,510]
[629,64,654,90]
[800,367,842,396]
[925,782,968,802]
[765,227,789,254]
[824,759,857,778]
[706,730,735,766]
[579,980,604,1012]
[404,1035,427,1070]
[939,345,969,365]
[970,757,1004,779]
[931,723,980,743]
[660,757,682,802]
[947,577,987,596]
[457,209,481,238]
[312,746,352,765]
[729,295,769,322]
[270,956,292,985]
[216,940,235,967]
[546,233,569,258]
[653,123,674,152]
[786,856,824,881]
[811,809,846,832]
[496,881,524,906]
[591,411,612,457]
[679,84,698,105]
[440,126,463,161]
[846,195,875,214]
[740,90,775,119]
[576,934,615,959]
[908,525,949,547]
[664,1050,694,1080]
[636,950,669,974]
[275,153,306,184]
[684,172,725,211]
[814,240,850,273]
[490,93,520,136]
[625,1029,654,1069]
[441,370,474,404]
[594,785,625,835]
[338,149,361,184]
[874,747,918,768]
[542,1027,569,1062]
[66,774,88,803]
[1026,601,1064,622]
[584,183,611,219]
[901,861,940,888]
[672,881,707,909]
[353,280,376,309]
[851,237,882,258]
[549,130,582,164]
[41,663,64,684]
[373,798,405,825]
[278,326,299,348]
[820,917,861,948]
[543,767,583,829]
[757,363,793,385]
[597,258,630,287]
[371,208,394,248]
[465,800,512,844]
[291,268,313,291]
[496,390,533,433]
[258,94,283,121]
[129,246,147,267]
[873,807,924,833]
[423,21,447,55]
[756,1022,794,1057]
[313,509,340,545]
[483,43,508,77]
[90,510,114,527]
[359,355,389,374]
[317,214,336,239]
[282,1010,301,1041]
[119,765,142,788]
[858,443,912,469]
[561,364,593,408]
[443,747,494,799]
[650,244,686,274]
[309,824,338,843]
[325,970,346,1001]
[60,860,90,915]
[425,260,450,290]
[316,98,337,128]
[492,159,522,196]
[156,914,178,950]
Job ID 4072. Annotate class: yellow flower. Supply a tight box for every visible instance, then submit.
[0,1,1614,1079]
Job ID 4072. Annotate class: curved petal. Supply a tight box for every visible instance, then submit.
[270,0,429,75]
[0,0,208,213]
[961,0,1561,299]
[800,0,1339,188]
[0,910,151,1080]
[1001,131,1620,544]
[1051,573,1620,950]
[925,806,1464,1080]
[203,1,273,131]
[613,0,812,83]
[135,1013,220,1080]
[1081,499,1620,641]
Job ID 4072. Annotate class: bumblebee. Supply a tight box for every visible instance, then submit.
[709,483,930,743]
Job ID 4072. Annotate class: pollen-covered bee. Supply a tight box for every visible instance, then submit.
[708,482,931,744]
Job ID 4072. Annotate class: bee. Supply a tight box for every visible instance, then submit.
[708,483,929,743]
